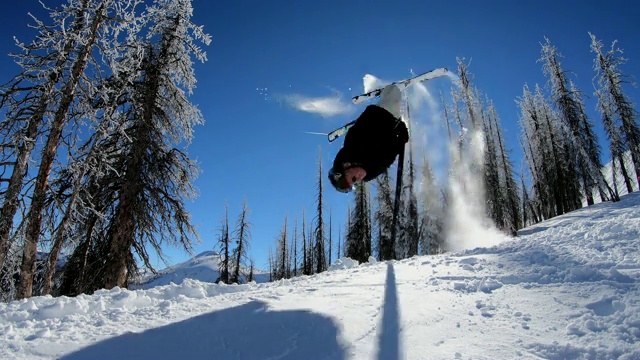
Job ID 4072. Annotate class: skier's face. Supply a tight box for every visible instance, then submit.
[343,164,366,188]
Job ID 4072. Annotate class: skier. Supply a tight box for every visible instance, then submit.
[328,84,409,193]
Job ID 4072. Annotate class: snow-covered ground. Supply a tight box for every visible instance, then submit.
[2,193,640,359]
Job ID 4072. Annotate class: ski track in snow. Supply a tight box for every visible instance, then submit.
[2,194,640,359]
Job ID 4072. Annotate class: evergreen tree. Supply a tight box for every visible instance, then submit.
[540,37,609,207]
[591,33,640,192]
[57,155,124,296]
[306,222,315,273]
[488,102,521,233]
[268,249,274,282]
[0,0,96,272]
[314,152,326,273]
[482,105,505,230]
[231,200,251,284]
[216,204,231,284]
[0,0,138,297]
[39,44,145,296]
[337,228,342,260]
[419,156,444,255]
[275,216,288,280]
[301,211,310,275]
[346,183,372,263]
[375,171,394,260]
[292,219,298,277]
[102,0,210,289]
[247,259,255,283]
[327,210,333,266]
[518,84,578,219]
[403,110,419,257]
[18,0,122,299]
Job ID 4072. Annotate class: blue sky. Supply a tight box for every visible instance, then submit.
[1,0,639,271]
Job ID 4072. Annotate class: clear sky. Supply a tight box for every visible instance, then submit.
[1,0,639,271]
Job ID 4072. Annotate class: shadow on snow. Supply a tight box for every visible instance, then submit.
[377,262,401,360]
[62,301,347,360]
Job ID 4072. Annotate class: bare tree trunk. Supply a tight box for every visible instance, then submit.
[104,172,141,289]
[0,0,93,273]
[0,117,40,271]
[18,7,104,299]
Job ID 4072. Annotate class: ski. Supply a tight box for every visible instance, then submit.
[328,120,355,143]
[351,67,449,104]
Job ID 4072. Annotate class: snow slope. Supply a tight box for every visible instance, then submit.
[134,251,269,289]
[2,193,640,359]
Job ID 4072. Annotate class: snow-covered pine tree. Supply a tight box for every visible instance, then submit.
[231,200,251,284]
[419,155,444,255]
[248,259,255,283]
[570,79,614,203]
[275,216,288,280]
[0,0,93,272]
[216,204,231,284]
[301,211,309,275]
[327,209,333,266]
[519,106,545,220]
[518,84,579,219]
[314,151,326,273]
[487,102,521,233]
[307,222,315,273]
[457,59,481,131]
[40,63,144,296]
[19,0,135,299]
[291,219,298,277]
[519,170,540,227]
[540,37,609,207]
[402,96,419,257]
[346,183,372,263]
[268,249,274,282]
[337,228,342,260]
[447,59,490,241]
[482,105,505,230]
[102,0,210,289]
[590,33,640,192]
[0,0,130,298]
[375,171,394,260]
[54,16,156,294]
[57,147,129,296]
[597,87,626,199]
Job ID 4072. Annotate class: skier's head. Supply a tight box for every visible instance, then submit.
[328,163,366,193]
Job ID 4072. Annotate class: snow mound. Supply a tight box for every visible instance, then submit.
[328,257,360,271]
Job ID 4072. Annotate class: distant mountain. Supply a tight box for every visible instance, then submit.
[133,251,269,289]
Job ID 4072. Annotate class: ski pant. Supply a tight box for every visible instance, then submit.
[376,84,402,119]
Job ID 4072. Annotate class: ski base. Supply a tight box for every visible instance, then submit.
[351,67,449,104]
[328,120,355,143]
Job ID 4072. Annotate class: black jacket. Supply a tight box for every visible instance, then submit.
[332,105,408,182]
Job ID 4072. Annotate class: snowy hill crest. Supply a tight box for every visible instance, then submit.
[134,251,268,289]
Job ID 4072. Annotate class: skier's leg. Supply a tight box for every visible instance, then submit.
[376,84,402,119]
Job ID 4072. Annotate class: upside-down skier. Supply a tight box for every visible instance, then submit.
[328,84,409,193]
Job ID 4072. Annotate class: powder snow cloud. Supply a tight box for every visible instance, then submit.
[281,93,355,118]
